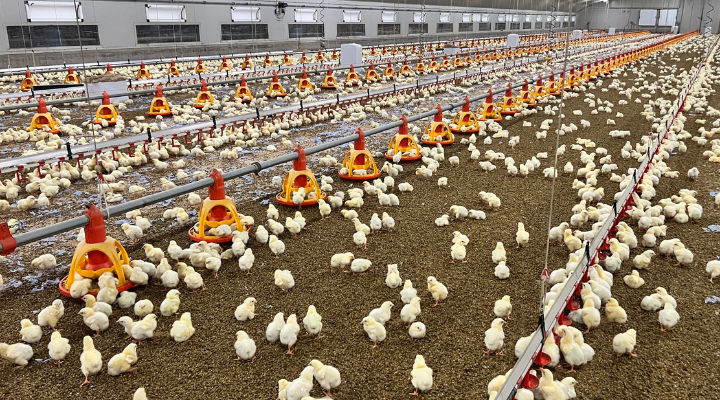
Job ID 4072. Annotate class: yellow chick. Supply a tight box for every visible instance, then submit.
[581,298,601,333]
[108,344,138,376]
[274,269,295,291]
[78,308,109,337]
[0,342,33,368]
[632,249,655,269]
[160,289,181,316]
[130,314,158,343]
[309,359,342,397]
[18,323,41,347]
[48,331,71,364]
[234,330,256,361]
[80,336,103,385]
[450,242,466,263]
[133,388,148,400]
[409,322,427,339]
[539,368,566,400]
[238,248,255,274]
[707,260,720,283]
[623,270,645,288]
[558,326,585,372]
[266,312,285,343]
[285,217,302,237]
[386,264,402,288]
[605,298,627,325]
[493,295,512,319]
[426,276,448,306]
[564,229,582,252]
[184,266,205,291]
[235,297,258,321]
[612,329,637,357]
[410,354,434,395]
[401,297,422,328]
[38,299,65,331]
[484,318,506,356]
[516,222,529,248]
[302,305,323,338]
[492,242,506,264]
[361,316,386,348]
[280,314,300,355]
[658,303,680,331]
[124,289,149,312]
[269,235,286,258]
[170,312,195,342]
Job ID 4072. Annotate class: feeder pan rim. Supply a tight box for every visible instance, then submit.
[338,171,382,181]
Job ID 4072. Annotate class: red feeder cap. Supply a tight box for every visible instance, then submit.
[83,204,107,244]
[485,90,494,104]
[522,79,529,91]
[272,72,279,82]
[198,57,203,64]
[349,64,355,72]
[223,56,227,62]
[37,97,48,114]
[154,85,164,98]
[102,91,111,105]
[106,63,113,71]
[433,105,443,122]
[354,128,366,150]
[301,70,308,79]
[68,66,75,74]
[240,75,247,86]
[25,69,32,78]
[140,61,146,68]
[462,96,472,111]
[326,67,333,75]
[171,59,176,66]
[369,62,375,70]
[505,84,512,97]
[293,145,307,170]
[399,115,409,135]
[208,169,226,200]
[200,80,208,91]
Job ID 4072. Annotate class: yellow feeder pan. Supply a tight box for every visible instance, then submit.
[194,57,208,74]
[267,72,288,98]
[497,84,521,115]
[167,59,180,76]
[400,60,414,77]
[365,62,380,83]
[314,49,326,62]
[454,54,465,68]
[383,63,395,80]
[385,115,422,162]
[297,69,315,92]
[94,91,119,125]
[64,66,80,84]
[450,97,481,133]
[59,204,132,298]
[189,169,248,243]
[219,56,232,72]
[545,72,562,96]
[298,51,310,64]
[428,56,439,71]
[136,61,151,80]
[194,80,215,109]
[440,55,452,69]
[415,58,427,74]
[241,54,254,70]
[339,128,382,180]
[282,52,293,66]
[28,97,61,133]
[147,85,173,117]
[235,76,253,103]
[345,64,360,86]
[276,146,326,207]
[421,105,454,146]
[105,64,115,75]
[263,53,274,68]
[517,80,537,108]
[20,69,37,92]
[330,49,339,60]
[321,67,338,89]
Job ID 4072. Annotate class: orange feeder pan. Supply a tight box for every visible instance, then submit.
[385,115,422,162]
[59,204,133,298]
[276,146,327,207]
[449,96,480,134]
[321,67,337,89]
[147,85,173,116]
[421,105,454,146]
[188,169,249,243]
[338,128,382,181]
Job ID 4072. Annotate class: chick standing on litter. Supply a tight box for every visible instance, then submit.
[309,359,341,397]
[160,289,181,316]
[275,269,295,290]
[361,316,386,348]
[80,336,102,386]
[20,319,43,344]
[280,314,300,355]
[410,354,434,395]
[302,305,323,339]
[235,297,258,321]
[48,331,71,364]
[170,312,196,342]
[484,318,506,356]
[427,276,448,306]
[234,330,256,361]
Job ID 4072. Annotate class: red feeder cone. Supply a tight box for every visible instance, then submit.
[167,59,180,76]
[276,146,326,207]
[20,69,37,91]
[105,63,114,75]
[339,128,382,180]
[60,204,132,298]
[194,57,207,74]
[189,169,248,243]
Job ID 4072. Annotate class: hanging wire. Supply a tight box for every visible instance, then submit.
[541,0,572,282]
[72,0,110,215]
[14,0,35,68]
